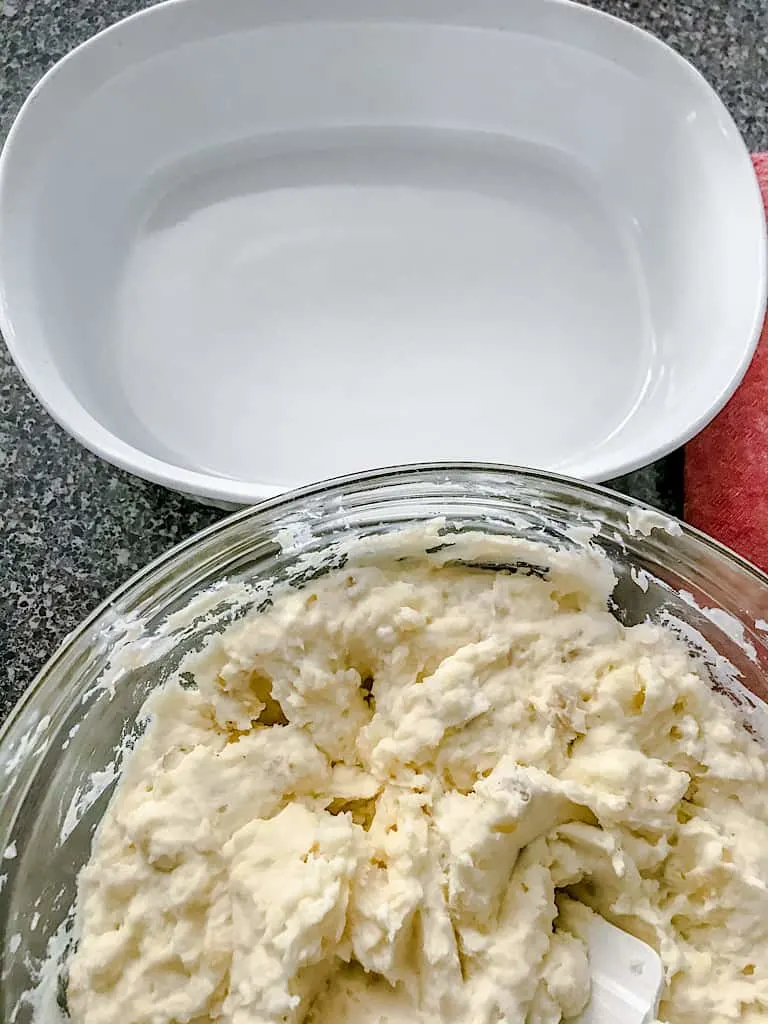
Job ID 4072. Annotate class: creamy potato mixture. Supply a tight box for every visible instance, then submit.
[67,530,768,1024]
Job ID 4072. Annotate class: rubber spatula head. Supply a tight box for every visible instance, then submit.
[575,914,664,1024]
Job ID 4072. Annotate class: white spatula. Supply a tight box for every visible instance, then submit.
[576,915,664,1024]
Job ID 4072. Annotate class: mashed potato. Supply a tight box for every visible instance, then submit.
[67,530,768,1024]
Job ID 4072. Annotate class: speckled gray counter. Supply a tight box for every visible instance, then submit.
[1,0,766,724]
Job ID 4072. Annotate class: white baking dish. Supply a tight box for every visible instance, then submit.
[0,0,764,504]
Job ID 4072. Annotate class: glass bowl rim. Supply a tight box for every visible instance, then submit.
[3,459,767,753]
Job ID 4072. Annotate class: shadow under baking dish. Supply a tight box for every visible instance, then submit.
[91,128,654,487]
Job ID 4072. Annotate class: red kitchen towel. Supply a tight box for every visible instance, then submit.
[685,153,768,573]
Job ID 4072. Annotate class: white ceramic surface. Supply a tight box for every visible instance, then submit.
[0,0,765,504]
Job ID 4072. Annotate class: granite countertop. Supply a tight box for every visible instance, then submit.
[1,0,766,724]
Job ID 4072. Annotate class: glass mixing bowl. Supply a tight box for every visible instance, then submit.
[2,463,768,1022]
